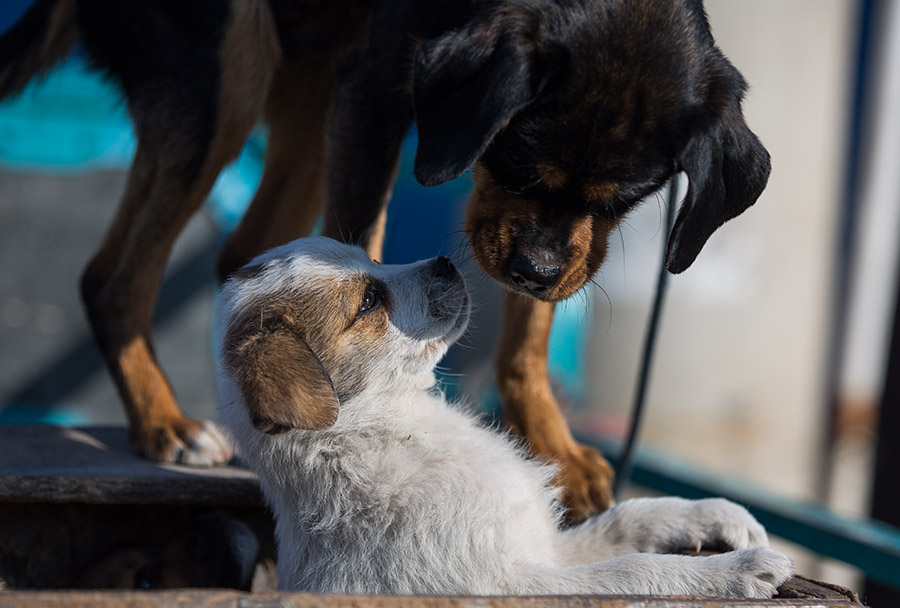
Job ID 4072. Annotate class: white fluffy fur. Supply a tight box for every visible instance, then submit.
[216,237,793,597]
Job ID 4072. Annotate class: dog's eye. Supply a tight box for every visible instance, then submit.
[358,285,382,315]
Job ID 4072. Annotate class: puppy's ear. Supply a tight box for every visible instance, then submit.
[412,19,543,186]
[224,322,338,434]
[665,101,770,274]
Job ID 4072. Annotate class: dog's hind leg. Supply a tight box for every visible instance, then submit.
[217,58,335,281]
[81,0,280,464]
[497,292,615,523]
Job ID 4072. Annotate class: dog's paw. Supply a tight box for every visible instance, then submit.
[557,443,616,525]
[689,498,769,551]
[133,417,233,466]
[640,497,768,553]
[704,547,794,598]
[603,497,768,555]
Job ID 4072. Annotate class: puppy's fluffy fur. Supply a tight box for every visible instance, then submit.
[216,237,792,596]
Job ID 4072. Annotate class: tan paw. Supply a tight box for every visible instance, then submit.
[133,417,232,466]
[557,442,616,525]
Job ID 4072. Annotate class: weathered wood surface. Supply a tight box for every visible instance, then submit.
[0,589,863,608]
[0,426,261,506]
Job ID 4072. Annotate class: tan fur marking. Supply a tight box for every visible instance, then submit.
[365,206,390,262]
[224,301,339,433]
[583,181,620,202]
[224,271,391,432]
[536,164,568,189]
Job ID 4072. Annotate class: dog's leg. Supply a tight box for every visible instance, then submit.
[322,52,411,260]
[497,291,615,523]
[81,142,234,464]
[82,129,254,463]
[217,58,335,281]
[81,0,279,464]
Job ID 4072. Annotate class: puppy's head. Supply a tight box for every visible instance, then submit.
[216,237,470,434]
[413,0,770,301]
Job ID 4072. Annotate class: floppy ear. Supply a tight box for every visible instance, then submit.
[412,21,542,186]
[665,103,771,274]
[224,323,339,434]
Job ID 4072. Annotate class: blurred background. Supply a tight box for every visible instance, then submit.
[1,0,898,601]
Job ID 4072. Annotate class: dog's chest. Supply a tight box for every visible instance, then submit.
[391,408,558,517]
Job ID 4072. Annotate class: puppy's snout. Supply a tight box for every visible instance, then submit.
[508,249,562,294]
[431,256,457,280]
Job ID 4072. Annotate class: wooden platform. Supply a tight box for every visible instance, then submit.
[0,426,864,606]
[0,426,260,506]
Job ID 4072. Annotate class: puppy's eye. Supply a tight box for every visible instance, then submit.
[358,285,382,315]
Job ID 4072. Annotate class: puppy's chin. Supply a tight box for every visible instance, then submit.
[442,289,471,346]
[416,290,470,378]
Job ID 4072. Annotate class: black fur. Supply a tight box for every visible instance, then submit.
[74,0,230,181]
[334,0,770,276]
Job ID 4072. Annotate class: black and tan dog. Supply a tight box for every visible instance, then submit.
[1,0,768,522]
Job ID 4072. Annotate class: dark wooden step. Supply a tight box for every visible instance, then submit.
[0,426,260,506]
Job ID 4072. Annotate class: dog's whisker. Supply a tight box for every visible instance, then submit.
[588,277,613,335]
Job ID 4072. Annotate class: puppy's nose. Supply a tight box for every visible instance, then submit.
[509,250,562,294]
[431,256,457,279]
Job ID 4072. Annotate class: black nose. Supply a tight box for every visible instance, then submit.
[432,256,457,279]
[508,250,562,294]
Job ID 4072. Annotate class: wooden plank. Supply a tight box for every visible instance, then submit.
[0,426,261,506]
[0,590,864,608]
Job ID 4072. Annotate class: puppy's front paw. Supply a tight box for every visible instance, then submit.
[133,417,233,466]
[609,497,768,554]
[706,547,794,598]
[690,498,769,551]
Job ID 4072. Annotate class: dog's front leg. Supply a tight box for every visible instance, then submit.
[80,0,279,464]
[322,43,414,259]
[497,292,615,523]
[218,58,335,280]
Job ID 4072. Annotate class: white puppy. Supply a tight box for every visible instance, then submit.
[215,236,793,597]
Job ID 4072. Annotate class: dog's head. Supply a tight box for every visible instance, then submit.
[216,237,470,434]
[412,0,770,301]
